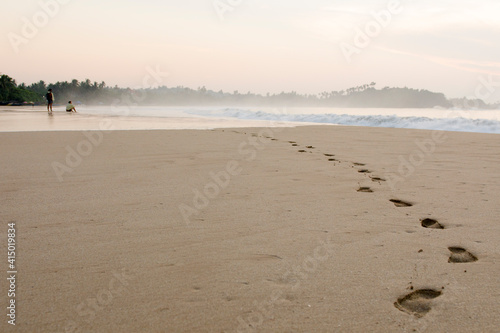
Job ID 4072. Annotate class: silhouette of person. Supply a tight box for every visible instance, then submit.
[46,89,54,115]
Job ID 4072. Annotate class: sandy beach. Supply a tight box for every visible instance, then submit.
[1,121,499,332]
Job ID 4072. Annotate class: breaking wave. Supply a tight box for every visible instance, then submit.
[186,108,500,134]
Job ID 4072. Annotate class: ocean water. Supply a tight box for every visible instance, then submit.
[77,106,500,134]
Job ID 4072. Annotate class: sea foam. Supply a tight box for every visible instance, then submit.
[186,108,500,134]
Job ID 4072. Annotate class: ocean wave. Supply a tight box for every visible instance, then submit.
[186,108,500,134]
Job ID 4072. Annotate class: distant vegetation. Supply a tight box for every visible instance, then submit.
[0,74,498,109]
[0,75,43,104]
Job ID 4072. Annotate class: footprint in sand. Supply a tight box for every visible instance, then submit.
[324,154,335,157]
[394,289,442,318]
[370,176,386,182]
[292,144,299,146]
[448,247,478,263]
[353,162,366,166]
[358,169,371,174]
[298,150,307,153]
[306,146,315,149]
[390,199,413,207]
[357,187,373,193]
[421,218,444,229]
[328,158,339,162]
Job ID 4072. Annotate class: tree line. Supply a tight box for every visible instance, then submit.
[0,73,497,109]
[0,75,41,104]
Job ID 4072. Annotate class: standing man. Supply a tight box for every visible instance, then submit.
[46,89,54,115]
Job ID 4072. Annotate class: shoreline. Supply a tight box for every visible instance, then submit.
[3,106,500,135]
[0,110,319,132]
[2,109,500,135]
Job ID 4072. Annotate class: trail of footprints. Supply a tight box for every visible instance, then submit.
[287,139,385,194]
[284,137,479,318]
[233,131,479,318]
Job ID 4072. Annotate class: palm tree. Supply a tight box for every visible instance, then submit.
[0,75,17,101]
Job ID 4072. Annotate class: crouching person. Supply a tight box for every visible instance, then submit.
[66,101,77,113]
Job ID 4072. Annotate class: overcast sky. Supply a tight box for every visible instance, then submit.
[2,0,500,101]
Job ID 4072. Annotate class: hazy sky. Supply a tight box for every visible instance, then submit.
[2,0,500,101]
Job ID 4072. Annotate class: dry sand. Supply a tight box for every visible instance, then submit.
[1,124,499,332]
